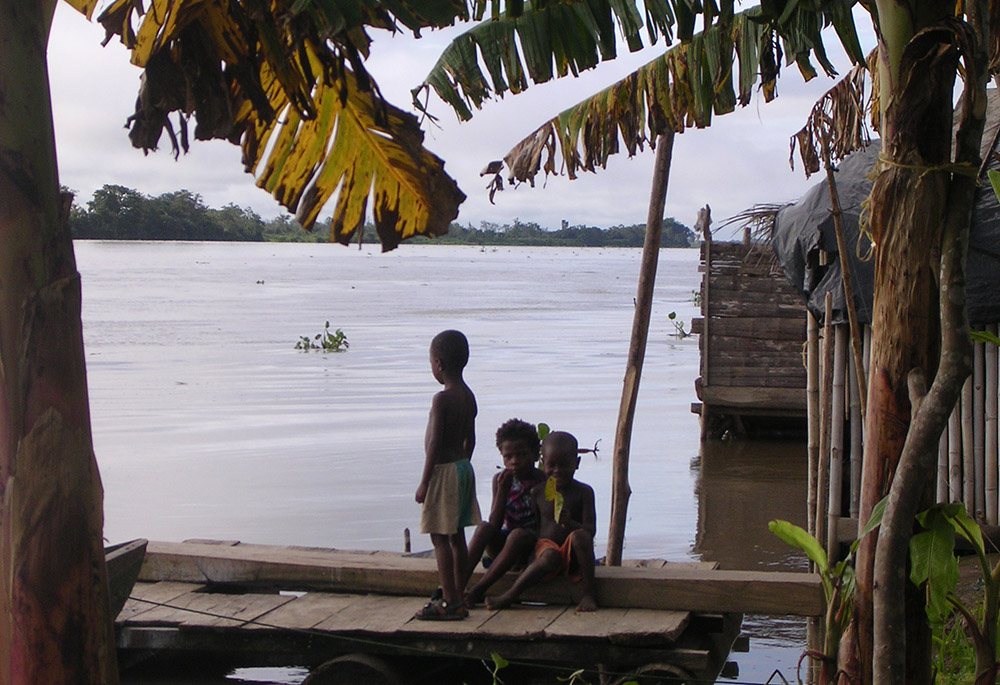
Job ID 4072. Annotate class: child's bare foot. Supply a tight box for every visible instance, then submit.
[465,586,484,608]
[576,595,597,612]
[486,593,515,611]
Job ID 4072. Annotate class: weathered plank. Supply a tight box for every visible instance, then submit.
[708,301,808,318]
[606,609,691,646]
[696,386,807,411]
[126,590,293,628]
[139,541,822,616]
[248,591,356,630]
[473,604,567,638]
[692,317,806,340]
[313,594,423,633]
[119,581,207,621]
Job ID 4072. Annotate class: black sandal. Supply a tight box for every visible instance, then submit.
[414,598,469,620]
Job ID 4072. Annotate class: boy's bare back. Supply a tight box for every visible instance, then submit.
[425,383,477,465]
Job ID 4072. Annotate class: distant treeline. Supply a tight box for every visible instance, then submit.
[69,184,696,248]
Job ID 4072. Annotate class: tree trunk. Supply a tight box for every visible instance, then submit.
[850,7,984,683]
[0,4,118,683]
[606,131,674,566]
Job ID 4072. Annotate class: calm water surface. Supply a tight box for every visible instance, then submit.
[75,242,807,684]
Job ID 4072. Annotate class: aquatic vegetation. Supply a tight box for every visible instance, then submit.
[295,322,349,353]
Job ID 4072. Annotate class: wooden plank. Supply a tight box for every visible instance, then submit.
[119,581,207,622]
[607,609,691,646]
[127,591,293,628]
[472,604,567,638]
[140,541,822,615]
[703,288,802,306]
[544,607,630,640]
[705,273,802,293]
[692,316,806,340]
[313,594,423,633]
[707,301,807,318]
[697,386,807,411]
[249,592,357,630]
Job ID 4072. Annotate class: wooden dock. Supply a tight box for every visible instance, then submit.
[692,234,809,438]
[116,540,823,684]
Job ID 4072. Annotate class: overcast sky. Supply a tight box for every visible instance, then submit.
[48,4,872,238]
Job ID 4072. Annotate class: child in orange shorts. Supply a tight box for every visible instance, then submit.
[485,431,597,613]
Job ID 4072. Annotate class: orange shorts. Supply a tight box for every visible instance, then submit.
[534,530,581,582]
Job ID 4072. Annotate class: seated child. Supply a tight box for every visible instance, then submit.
[486,431,597,613]
[463,419,546,606]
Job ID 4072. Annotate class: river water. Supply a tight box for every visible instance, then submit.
[75,241,808,684]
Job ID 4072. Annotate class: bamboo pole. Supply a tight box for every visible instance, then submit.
[827,324,847,561]
[937,429,949,503]
[975,340,986,521]
[816,294,834,554]
[807,311,820,541]
[963,376,975,516]
[848,333,862,519]
[987,322,998,524]
[606,132,675,566]
[950,402,963,501]
[824,155,867,418]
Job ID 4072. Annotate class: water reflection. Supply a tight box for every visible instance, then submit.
[693,438,810,682]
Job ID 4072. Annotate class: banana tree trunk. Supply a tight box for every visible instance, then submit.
[606,131,674,566]
[849,4,981,683]
[0,3,118,683]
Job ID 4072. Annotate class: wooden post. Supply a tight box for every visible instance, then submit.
[987,323,998,524]
[848,333,862,519]
[950,403,963,501]
[975,341,986,521]
[827,324,847,560]
[807,311,820,540]
[963,376,975,515]
[816,294,834,555]
[606,131,675,567]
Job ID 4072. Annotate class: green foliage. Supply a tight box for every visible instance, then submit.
[667,312,690,338]
[69,186,696,247]
[769,497,886,674]
[934,608,978,684]
[295,322,349,352]
[487,652,508,684]
[537,423,551,440]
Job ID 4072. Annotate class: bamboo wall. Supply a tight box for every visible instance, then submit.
[808,319,1000,561]
[693,235,808,437]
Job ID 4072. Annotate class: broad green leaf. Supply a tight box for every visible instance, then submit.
[971,329,1000,347]
[538,423,551,440]
[909,525,958,624]
[769,520,828,574]
[941,506,985,554]
[490,652,509,670]
[988,168,1000,203]
[848,493,889,556]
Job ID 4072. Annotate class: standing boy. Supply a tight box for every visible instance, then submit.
[486,431,598,613]
[414,330,482,620]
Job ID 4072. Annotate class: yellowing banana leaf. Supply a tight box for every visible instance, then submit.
[545,476,564,522]
[63,0,466,249]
